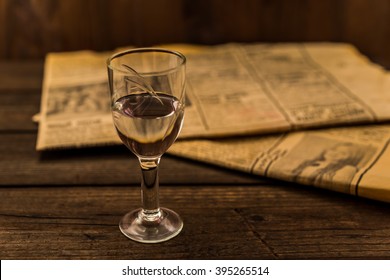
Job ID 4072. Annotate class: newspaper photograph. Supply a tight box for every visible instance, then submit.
[36,43,390,150]
[170,124,390,203]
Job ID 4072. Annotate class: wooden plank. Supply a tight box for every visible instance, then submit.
[305,0,343,41]
[1,185,389,259]
[0,0,6,58]
[105,0,186,47]
[0,60,40,131]
[185,0,340,43]
[0,61,43,90]
[0,61,42,131]
[0,89,40,131]
[1,0,187,58]
[57,0,109,52]
[0,133,264,186]
[342,0,390,68]
[1,0,390,68]
[0,186,275,259]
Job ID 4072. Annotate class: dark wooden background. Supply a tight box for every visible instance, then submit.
[0,0,389,68]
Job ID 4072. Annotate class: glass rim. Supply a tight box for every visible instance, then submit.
[106,47,186,76]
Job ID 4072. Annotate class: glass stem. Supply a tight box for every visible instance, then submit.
[139,157,162,223]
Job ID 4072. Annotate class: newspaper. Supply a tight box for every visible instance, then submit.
[35,43,390,202]
[170,124,390,203]
[36,43,390,150]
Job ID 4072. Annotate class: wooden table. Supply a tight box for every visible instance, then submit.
[1,61,390,260]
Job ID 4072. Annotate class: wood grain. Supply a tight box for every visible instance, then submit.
[0,61,43,131]
[0,90,41,131]
[0,61,43,90]
[0,0,6,58]
[0,0,389,67]
[1,185,390,259]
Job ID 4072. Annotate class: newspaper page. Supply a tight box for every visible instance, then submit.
[169,124,390,203]
[183,43,390,138]
[36,43,390,150]
[36,50,117,150]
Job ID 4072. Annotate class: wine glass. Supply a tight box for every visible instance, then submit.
[107,48,186,243]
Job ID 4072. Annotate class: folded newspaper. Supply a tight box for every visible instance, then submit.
[170,124,390,203]
[36,43,390,202]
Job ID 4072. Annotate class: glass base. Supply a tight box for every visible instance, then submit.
[119,207,183,243]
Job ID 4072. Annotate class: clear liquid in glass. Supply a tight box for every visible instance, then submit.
[112,93,184,157]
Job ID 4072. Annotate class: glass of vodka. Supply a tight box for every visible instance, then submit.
[107,48,186,243]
